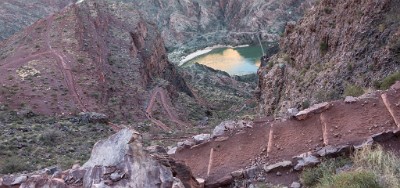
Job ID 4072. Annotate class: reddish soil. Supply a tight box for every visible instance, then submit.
[268,115,324,163]
[175,88,400,186]
[321,94,397,146]
[146,87,188,130]
[0,7,90,115]
[175,123,271,184]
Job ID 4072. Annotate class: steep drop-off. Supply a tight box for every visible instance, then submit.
[258,0,400,115]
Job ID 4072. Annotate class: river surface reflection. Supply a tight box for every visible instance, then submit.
[186,45,263,75]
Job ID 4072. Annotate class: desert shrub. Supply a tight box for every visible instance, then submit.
[379,72,400,90]
[301,146,400,188]
[324,7,333,14]
[301,157,350,187]
[344,85,364,97]
[353,146,400,187]
[301,100,310,109]
[318,171,381,188]
[39,131,60,146]
[319,41,329,54]
[0,157,32,174]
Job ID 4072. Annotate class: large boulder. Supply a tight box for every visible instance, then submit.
[2,129,198,188]
[212,120,253,138]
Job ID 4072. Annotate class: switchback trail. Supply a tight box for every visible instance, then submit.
[146,87,187,130]
[45,16,87,112]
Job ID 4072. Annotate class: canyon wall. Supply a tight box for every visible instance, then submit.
[130,0,315,62]
[258,0,400,115]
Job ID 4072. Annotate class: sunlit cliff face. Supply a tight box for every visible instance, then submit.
[193,48,261,75]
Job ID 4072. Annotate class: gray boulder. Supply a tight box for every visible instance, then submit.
[79,112,108,124]
[344,96,357,103]
[2,175,28,186]
[263,161,293,173]
[212,120,236,137]
[294,155,320,171]
[192,134,211,144]
[295,102,331,120]
[167,147,178,155]
[290,181,301,188]
[287,108,299,117]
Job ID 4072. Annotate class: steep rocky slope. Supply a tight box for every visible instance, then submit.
[130,0,315,62]
[0,0,76,41]
[258,0,400,115]
[0,0,191,122]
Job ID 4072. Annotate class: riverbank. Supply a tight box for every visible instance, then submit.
[178,44,251,66]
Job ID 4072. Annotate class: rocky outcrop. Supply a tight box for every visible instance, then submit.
[258,0,400,115]
[0,129,199,188]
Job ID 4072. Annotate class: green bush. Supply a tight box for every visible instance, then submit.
[39,131,60,146]
[344,85,364,97]
[318,171,381,188]
[301,157,350,187]
[320,41,329,54]
[301,100,310,109]
[324,7,333,14]
[1,157,32,174]
[379,72,400,90]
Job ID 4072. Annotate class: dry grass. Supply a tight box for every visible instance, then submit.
[353,146,400,188]
[318,171,381,188]
[301,146,400,188]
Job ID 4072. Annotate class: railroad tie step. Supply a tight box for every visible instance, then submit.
[266,125,274,157]
[319,113,329,146]
[207,148,214,176]
[381,93,400,128]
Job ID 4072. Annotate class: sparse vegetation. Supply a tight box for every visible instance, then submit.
[318,171,381,188]
[301,157,351,187]
[353,146,400,187]
[0,157,32,174]
[320,41,329,55]
[302,100,310,109]
[39,131,60,146]
[77,58,85,64]
[0,111,113,173]
[378,72,400,90]
[344,85,364,97]
[324,7,333,14]
[301,146,400,188]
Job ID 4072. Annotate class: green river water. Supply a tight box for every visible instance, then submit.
[184,45,264,75]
